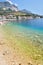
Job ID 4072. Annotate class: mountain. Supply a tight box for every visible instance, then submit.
[21,9,32,14]
[0,1,42,18]
[20,9,35,16]
[0,1,18,11]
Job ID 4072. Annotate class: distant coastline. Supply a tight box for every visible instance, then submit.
[0,1,43,24]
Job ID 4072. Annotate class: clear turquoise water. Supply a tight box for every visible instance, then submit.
[0,18,43,48]
[3,19,43,34]
[2,19,43,45]
[0,19,43,64]
[6,19,43,32]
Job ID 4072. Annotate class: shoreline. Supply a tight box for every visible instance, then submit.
[0,18,42,25]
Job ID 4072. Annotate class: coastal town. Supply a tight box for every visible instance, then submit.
[0,1,43,25]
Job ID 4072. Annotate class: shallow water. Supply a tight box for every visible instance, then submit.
[1,19,43,50]
[0,19,43,64]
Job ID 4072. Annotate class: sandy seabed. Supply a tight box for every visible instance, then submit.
[0,23,43,65]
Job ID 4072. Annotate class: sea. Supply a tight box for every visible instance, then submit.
[0,19,43,64]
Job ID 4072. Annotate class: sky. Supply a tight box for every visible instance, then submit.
[0,0,43,15]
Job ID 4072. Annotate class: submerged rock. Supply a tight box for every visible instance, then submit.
[19,63,21,65]
[28,62,33,65]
